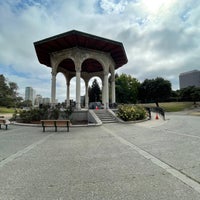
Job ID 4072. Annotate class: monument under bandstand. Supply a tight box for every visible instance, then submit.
[34,30,127,110]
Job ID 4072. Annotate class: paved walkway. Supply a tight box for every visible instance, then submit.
[0,112,200,199]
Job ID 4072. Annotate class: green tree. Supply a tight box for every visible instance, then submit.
[0,74,21,107]
[0,75,9,106]
[191,87,200,104]
[89,79,101,102]
[139,77,172,106]
[170,90,180,101]
[115,73,140,104]
[20,100,32,108]
[179,86,200,104]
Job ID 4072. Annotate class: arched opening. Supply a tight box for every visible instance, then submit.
[58,58,75,72]
[56,72,67,103]
[88,76,102,101]
[82,59,103,73]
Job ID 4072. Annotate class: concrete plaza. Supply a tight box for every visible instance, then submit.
[0,112,200,199]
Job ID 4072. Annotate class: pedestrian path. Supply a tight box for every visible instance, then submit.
[136,112,168,128]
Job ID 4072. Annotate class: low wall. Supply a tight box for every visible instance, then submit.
[71,110,102,125]
[71,110,88,122]
[88,110,102,125]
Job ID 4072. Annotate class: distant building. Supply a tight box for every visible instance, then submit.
[25,87,35,105]
[179,70,200,89]
[35,94,43,106]
[42,98,51,104]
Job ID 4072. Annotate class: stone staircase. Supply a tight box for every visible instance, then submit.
[93,109,118,123]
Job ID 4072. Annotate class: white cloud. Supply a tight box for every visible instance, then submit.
[99,0,128,14]
[0,0,200,102]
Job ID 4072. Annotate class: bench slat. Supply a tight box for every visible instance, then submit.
[0,119,6,123]
[41,120,70,132]
[42,122,55,126]
[56,121,68,126]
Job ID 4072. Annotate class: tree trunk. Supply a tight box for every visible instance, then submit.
[155,101,159,107]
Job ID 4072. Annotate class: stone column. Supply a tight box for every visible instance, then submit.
[85,80,89,109]
[103,71,109,109]
[102,82,105,107]
[50,54,58,106]
[75,68,81,110]
[66,81,70,107]
[111,77,116,104]
[51,72,56,105]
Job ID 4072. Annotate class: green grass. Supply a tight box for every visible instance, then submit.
[140,102,194,112]
[0,107,16,114]
[0,102,196,114]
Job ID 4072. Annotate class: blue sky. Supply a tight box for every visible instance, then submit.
[0,0,200,102]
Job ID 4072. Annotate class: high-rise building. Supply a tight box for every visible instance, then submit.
[179,70,200,89]
[25,87,35,105]
[35,94,43,106]
[42,98,51,104]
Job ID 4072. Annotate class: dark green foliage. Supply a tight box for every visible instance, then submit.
[0,74,21,107]
[19,110,33,123]
[17,105,74,123]
[20,100,32,108]
[49,107,60,119]
[61,106,74,119]
[115,73,140,104]
[179,86,200,104]
[18,108,46,123]
[139,77,172,105]
[0,74,11,106]
[89,79,101,102]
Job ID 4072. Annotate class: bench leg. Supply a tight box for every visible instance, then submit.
[43,126,45,132]
[67,121,69,132]
[55,126,57,132]
[0,124,1,129]
[5,125,8,130]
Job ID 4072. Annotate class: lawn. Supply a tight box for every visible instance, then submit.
[0,107,16,114]
[0,102,197,114]
[140,102,195,112]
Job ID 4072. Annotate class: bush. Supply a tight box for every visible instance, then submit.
[61,106,74,119]
[117,105,147,121]
[18,109,42,123]
[17,105,74,123]
[49,107,60,119]
[19,110,32,123]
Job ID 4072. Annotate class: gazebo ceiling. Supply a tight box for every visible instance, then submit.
[58,58,103,73]
[34,30,128,72]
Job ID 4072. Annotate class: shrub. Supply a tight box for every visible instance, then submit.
[17,105,74,123]
[19,110,32,123]
[18,109,42,123]
[117,105,147,121]
[49,107,60,119]
[61,106,74,119]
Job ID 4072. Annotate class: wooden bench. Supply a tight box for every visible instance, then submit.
[41,120,71,132]
[0,118,9,130]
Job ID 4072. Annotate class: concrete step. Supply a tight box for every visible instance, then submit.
[93,110,118,123]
